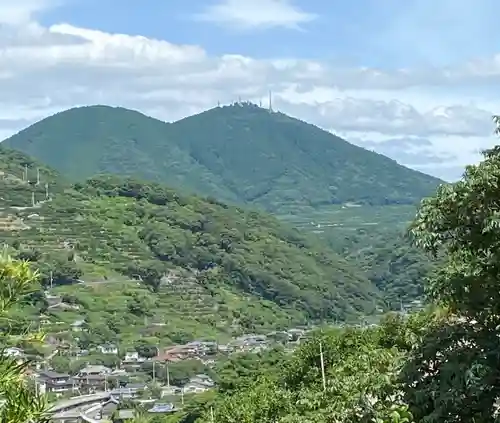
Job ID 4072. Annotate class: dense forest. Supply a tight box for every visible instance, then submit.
[3,104,441,211]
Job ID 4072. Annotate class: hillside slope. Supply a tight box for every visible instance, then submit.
[2,104,441,212]
[0,148,381,344]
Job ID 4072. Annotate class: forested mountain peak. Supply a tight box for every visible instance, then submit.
[3,103,441,212]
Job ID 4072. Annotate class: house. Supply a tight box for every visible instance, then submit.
[77,365,112,391]
[78,364,112,376]
[186,341,217,355]
[97,344,118,355]
[182,382,210,394]
[154,351,181,363]
[162,345,196,360]
[230,334,268,352]
[110,383,146,399]
[37,370,76,394]
[182,374,215,394]
[189,374,215,388]
[123,351,140,362]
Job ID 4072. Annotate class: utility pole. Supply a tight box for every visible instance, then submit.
[31,192,35,207]
[166,362,170,387]
[36,168,40,186]
[319,341,326,392]
[152,360,156,384]
[45,183,49,200]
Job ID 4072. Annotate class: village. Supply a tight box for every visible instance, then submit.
[4,326,310,405]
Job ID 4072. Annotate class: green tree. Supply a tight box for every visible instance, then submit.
[406,123,500,422]
[0,253,49,422]
[207,327,415,423]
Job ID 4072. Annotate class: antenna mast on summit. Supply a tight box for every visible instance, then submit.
[268,90,273,112]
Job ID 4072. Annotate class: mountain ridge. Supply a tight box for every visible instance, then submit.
[2,103,442,212]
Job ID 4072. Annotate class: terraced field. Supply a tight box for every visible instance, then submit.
[277,204,417,237]
[0,173,299,345]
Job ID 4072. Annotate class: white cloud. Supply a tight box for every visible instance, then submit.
[193,0,317,30]
[0,0,59,24]
[0,10,500,182]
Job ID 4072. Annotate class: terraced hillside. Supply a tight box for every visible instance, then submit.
[0,148,383,346]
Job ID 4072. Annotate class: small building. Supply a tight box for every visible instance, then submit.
[110,383,146,399]
[98,344,119,355]
[78,364,112,377]
[37,370,76,394]
[77,365,112,392]
[182,382,210,394]
[123,351,140,362]
[189,374,215,388]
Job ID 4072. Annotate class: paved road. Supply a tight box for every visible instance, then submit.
[49,392,112,413]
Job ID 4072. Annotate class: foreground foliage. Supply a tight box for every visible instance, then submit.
[405,136,500,422]
[0,254,48,423]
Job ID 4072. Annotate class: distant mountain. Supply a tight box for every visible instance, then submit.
[2,103,442,212]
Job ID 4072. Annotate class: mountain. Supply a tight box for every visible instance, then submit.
[0,146,381,345]
[2,103,442,212]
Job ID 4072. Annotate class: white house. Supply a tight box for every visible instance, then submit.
[97,344,118,355]
[124,351,140,362]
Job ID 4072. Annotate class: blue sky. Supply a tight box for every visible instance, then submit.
[1,0,500,180]
[38,0,499,67]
